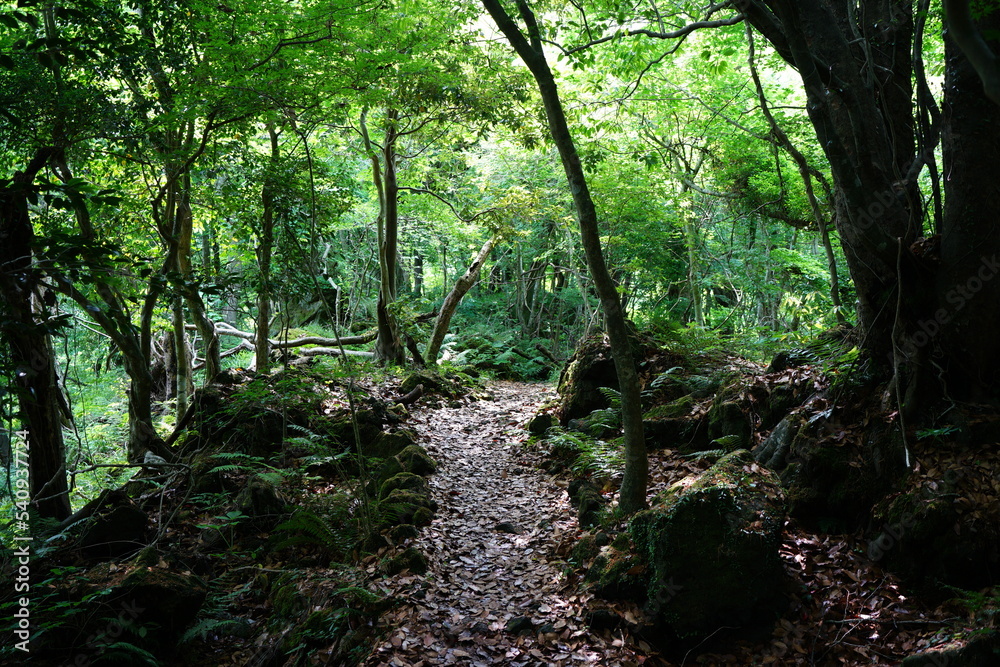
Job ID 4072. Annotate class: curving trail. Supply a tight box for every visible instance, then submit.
[364,382,646,667]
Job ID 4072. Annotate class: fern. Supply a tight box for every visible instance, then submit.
[180,617,245,644]
[598,386,622,410]
[93,642,160,666]
[710,434,744,452]
[270,508,355,557]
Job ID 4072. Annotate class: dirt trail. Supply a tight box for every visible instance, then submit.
[364,382,645,667]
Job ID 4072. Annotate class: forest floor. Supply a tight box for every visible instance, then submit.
[363,382,648,666]
[361,381,984,667]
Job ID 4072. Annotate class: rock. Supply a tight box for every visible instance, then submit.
[779,419,908,529]
[754,414,802,470]
[383,546,428,575]
[568,479,606,528]
[361,428,416,459]
[77,492,148,561]
[556,334,620,422]
[643,396,709,453]
[869,481,1000,589]
[527,412,556,435]
[378,472,430,500]
[236,475,288,523]
[706,399,752,445]
[395,445,436,476]
[570,534,601,565]
[381,489,437,528]
[506,616,535,635]
[116,567,208,638]
[628,450,787,638]
[902,630,1000,666]
[388,524,419,543]
[585,608,623,631]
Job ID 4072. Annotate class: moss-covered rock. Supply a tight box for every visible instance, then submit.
[901,630,1000,666]
[361,428,416,459]
[527,412,557,435]
[395,445,436,476]
[869,483,1000,589]
[584,544,648,601]
[627,450,787,638]
[236,475,288,524]
[568,479,607,528]
[557,334,620,422]
[706,399,752,445]
[380,488,437,528]
[383,546,429,575]
[378,472,430,500]
[116,567,208,638]
[778,419,907,528]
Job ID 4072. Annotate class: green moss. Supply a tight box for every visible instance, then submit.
[378,472,429,500]
[395,445,436,476]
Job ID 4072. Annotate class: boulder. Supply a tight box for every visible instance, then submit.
[383,546,429,575]
[902,631,1000,667]
[395,445,436,476]
[568,479,607,528]
[378,472,430,500]
[77,491,148,561]
[627,450,787,638]
[361,428,416,459]
[869,479,1000,589]
[236,475,288,524]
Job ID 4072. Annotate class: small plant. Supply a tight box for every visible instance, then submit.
[915,425,960,442]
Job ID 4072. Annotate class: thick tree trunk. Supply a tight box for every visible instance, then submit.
[0,148,71,520]
[934,11,1000,400]
[744,0,918,367]
[482,0,647,513]
[426,237,497,363]
[745,0,1000,405]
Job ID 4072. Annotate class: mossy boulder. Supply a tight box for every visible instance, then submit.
[383,546,429,575]
[395,445,436,476]
[706,399,752,445]
[869,482,1000,589]
[568,479,607,528]
[777,419,907,528]
[643,396,709,453]
[236,475,288,524]
[557,333,619,422]
[584,542,648,601]
[528,412,557,435]
[378,472,430,500]
[902,631,1000,666]
[381,488,437,527]
[116,567,208,638]
[360,428,415,459]
[628,450,787,638]
[77,491,149,562]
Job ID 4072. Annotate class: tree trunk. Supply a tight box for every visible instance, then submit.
[256,125,279,373]
[482,0,647,513]
[934,10,1000,400]
[426,237,497,363]
[744,0,1000,406]
[744,0,918,368]
[0,148,71,520]
[363,109,406,365]
[413,252,424,297]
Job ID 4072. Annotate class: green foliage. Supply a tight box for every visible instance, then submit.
[545,427,624,480]
[270,504,357,560]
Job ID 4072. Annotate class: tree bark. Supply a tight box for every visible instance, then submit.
[0,148,72,520]
[256,125,280,373]
[482,0,647,513]
[934,8,1000,400]
[426,236,497,363]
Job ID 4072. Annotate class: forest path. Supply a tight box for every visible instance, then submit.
[364,382,644,667]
